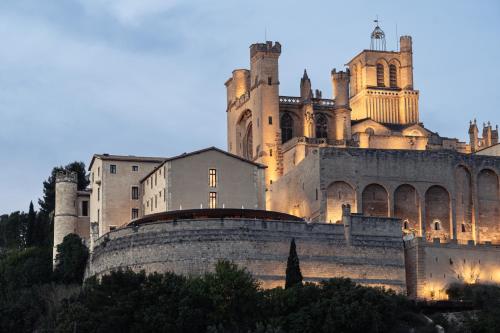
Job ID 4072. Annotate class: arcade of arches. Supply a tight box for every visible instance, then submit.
[325,168,500,243]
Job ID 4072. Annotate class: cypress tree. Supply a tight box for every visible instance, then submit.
[26,201,36,247]
[285,238,303,289]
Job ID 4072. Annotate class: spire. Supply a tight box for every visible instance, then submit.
[302,69,309,80]
[370,18,386,51]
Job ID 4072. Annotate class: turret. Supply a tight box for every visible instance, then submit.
[53,171,78,266]
[469,119,479,152]
[331,68,352,141]
[483,122,493,147]
[248,41,282,185]
[400,36,413,89]
[300,69,312,101]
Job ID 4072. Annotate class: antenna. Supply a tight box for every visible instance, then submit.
[396,23,398,50]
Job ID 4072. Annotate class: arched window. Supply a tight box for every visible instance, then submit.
[376,64,385,87]
[315,114,328,139]
[461,223,466,232]
[243,123,253,160]
[281,113,293,143]
[403,219,409,230]
[389,64,397,87]
[434,220,441,231]
[365,127,375,135]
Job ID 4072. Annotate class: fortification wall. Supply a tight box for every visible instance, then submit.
[405,237,500,299]
[88,217,405,291]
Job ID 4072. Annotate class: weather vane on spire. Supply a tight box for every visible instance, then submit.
[370,16,386,51]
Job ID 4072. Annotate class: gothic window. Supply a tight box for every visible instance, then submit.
[243,123,253,160]
[389,64,397,87]
[315,113,328,139]
[376,64,385,87]
[281,113,293,143]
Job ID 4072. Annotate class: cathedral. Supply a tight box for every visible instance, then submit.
[225,23,499,243]
[54,24,500,300]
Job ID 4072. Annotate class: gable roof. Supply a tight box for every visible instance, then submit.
[140,146,267,182]
[351,118,430,134]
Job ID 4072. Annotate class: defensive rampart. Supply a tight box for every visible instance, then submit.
[87,211,405,291]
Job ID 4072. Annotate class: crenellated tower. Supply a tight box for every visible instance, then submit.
[53,171,78,265]
[331,68,352,141]
[226,41,282,185]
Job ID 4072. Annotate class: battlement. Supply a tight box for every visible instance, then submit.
[331,68,350,81]
[55,171,77,183]
[250,41,281,58]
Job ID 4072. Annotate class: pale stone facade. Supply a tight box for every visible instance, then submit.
[141,147,266,214]
[55,24,500,299]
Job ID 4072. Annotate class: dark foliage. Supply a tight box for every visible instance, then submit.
[285,238,303,289]
[54,234,89,284]
[38,161,89,217]
[446,283,500,332]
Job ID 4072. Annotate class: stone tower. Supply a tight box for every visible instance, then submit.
[347,25,419,124]
[226,41,282,185]
[331,68,352,141]
[53,171,78,265]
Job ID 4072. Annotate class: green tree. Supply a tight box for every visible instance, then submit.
[285,238,303,289]
[54,234,89,284]
[38,161,89,216]
[25,201,36,247]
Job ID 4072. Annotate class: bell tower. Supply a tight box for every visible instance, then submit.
[347,22,419,125]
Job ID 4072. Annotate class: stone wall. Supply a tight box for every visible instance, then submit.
[88,215,405,292]
[405,237,500,299]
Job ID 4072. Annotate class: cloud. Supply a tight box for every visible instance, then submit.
[77,0,178,26]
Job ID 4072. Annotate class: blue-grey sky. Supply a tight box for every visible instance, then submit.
[1,0,499,214]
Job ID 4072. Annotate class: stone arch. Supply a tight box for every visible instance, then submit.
[326,181,356,223]
[394,184,420,233]
[362,183,389,217]
[236,109,252,157]
[477,169,500,243]
[455,166,473,241]
[425,185,450,241]
[243,122,253,160]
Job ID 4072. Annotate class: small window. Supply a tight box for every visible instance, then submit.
[159,168,162,176]
[434,221,441,231]
[403,220,409,230]
[209,169,217,188]
[389,64,397,87]
[159,190,162,197]
[268,116,272,125]
[155,174,157,186]
[269,149,273,157]
[109,226,117,231]
[151,177,153,189]
[97,187,100,201]
[164,189,166,201]
[147,200,149,207]
[81,201,89,217]
[131,208,139,220]
[97,167,100,177]
[315,188,318,201]
[461,223,466,232]
[132,165,139,172]
[110,164,117,174]
[131,186,139,200]
[155,195,157,208]
[97,209,100,222]
[209,192,217,209]
[268,76,272,85]
[92,172,94,183]
[376,64,385,87]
